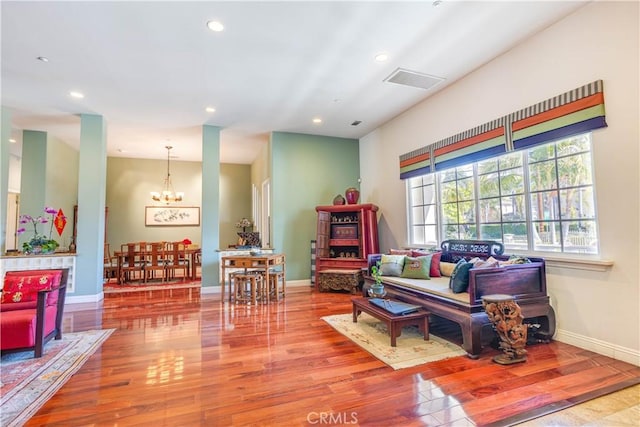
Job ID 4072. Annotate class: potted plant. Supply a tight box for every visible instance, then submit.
[369,261,386,297]
[17,207,64,255]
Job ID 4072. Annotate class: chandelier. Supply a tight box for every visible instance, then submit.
[151,145,184,204]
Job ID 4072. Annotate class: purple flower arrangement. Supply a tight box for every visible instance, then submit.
[17,207,63,254]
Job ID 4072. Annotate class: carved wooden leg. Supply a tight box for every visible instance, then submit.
[483,294,528,365]
[461,318,484,359]
[390,322,398,347]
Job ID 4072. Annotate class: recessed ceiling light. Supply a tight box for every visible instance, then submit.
[36,56,49,62]
[374,53,389,62]
[207,20,224,32]
[69,91,84,99]
[205,106,216,113]
[9,138,16,143]
[312,118,322,124]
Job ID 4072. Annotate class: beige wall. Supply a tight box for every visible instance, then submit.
[359,2,639,363]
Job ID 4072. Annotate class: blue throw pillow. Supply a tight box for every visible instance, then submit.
[448,259,467,289]
[451,262,474,293]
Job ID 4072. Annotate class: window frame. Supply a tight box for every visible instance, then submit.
[406,133,600,256]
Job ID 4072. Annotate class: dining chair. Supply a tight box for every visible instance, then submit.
[192,248,202,280]
[119,243,145,283]
[144,242,167,283]
[103,243,119,283]
[165,241,189,281]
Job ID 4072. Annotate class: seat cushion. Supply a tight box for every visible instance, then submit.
[0,305,58,350]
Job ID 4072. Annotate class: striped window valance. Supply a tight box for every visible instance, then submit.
[399,80,607,179]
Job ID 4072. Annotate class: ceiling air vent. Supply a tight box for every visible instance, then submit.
[384,68,444,91]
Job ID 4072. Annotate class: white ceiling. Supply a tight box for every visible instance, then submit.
[2,1,588,164]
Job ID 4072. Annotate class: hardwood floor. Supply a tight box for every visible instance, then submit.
[26,286,639,426]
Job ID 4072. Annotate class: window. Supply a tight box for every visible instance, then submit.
[407,133,599,254]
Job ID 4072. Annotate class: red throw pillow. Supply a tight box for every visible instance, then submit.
[411,250,442,277]
[430,252,442,277]
[2,271,62,304]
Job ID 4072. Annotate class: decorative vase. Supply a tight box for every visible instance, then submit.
[333,194,346,205]
[345,187,360,204]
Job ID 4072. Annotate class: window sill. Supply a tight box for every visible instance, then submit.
[536,254,613,272]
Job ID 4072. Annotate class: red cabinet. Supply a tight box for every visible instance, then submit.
[314,203,379,287]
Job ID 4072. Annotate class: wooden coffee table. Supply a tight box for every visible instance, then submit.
[351,296,430,347]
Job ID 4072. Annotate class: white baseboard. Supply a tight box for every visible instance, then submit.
[555,329,640,366]
[284,279,312,287]
[65,293,103,313]
[200,285,219,294]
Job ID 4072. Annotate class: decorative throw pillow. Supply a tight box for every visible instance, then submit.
[474,256,499,268]
[439,261,457,277]
[389,248,413,256]
[429,251,442,277]
[411,250,442,277]
[451,262,474,293]
[379,254,406,277]
[448,259,467,289]
[1,271,61,304]
[401,255,432,279]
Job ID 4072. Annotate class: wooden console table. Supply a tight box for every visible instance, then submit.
[220,253,286,302]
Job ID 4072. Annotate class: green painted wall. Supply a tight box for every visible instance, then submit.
[220,163,252,248]
[271,132,359,280]
[11,131,78,252]
[106,157,250,252]
[45,136,79,249]
[106,157,202,250]
[19,131,48,249]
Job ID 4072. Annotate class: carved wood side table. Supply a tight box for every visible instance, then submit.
[318,269,363,294]
[482,294,528,364]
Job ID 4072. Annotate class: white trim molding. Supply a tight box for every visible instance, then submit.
[555,328,639,366]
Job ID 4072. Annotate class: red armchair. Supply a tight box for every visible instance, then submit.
[1,269,68,358]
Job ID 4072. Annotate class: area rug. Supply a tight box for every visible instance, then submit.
[103,280,201,293]
[0,329,115,427]
[322,313,466,370]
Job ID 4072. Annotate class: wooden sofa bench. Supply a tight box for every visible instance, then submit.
[364,240,555,359]
[1,268,69,358]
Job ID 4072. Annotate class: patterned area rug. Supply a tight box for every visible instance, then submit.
[323,313,466,370]
[0,329,115,427]
[103,280,201,293]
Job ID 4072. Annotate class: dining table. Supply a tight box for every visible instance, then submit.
[220,253,286,302]
[113,245,201,284]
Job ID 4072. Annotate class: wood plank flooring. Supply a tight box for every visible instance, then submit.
[25,286,639,426]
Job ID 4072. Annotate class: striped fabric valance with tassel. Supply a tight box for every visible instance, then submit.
[399,80,607,179]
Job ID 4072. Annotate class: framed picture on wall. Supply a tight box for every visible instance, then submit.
[145,206,200,226]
